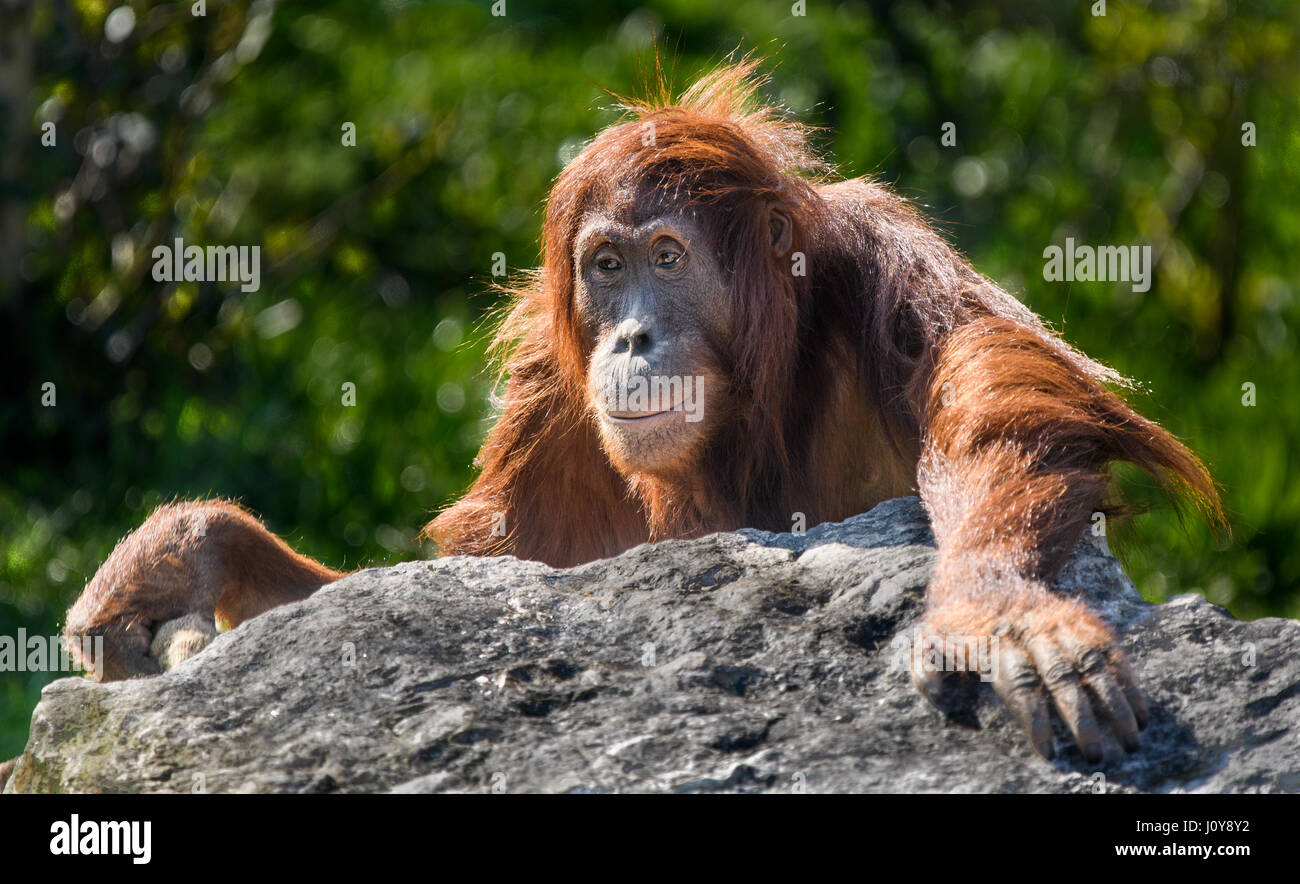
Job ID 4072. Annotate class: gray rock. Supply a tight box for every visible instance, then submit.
[5,496,1298,794]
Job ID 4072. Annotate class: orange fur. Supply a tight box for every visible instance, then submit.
[426,60,1222,571]
[65,500,342,680]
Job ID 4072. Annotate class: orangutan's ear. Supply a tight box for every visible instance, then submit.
[767,201,794,256]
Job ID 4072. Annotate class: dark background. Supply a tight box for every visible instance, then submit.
[2,0,1297,756]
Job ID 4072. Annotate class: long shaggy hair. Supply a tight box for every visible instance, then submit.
[426,59,1223,568]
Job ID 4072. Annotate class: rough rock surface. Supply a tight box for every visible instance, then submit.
[6,496,1298,794]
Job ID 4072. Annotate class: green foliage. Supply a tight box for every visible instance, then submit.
[2,0,1297,756]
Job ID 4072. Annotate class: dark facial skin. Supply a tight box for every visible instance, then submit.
[574,211,731,476]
